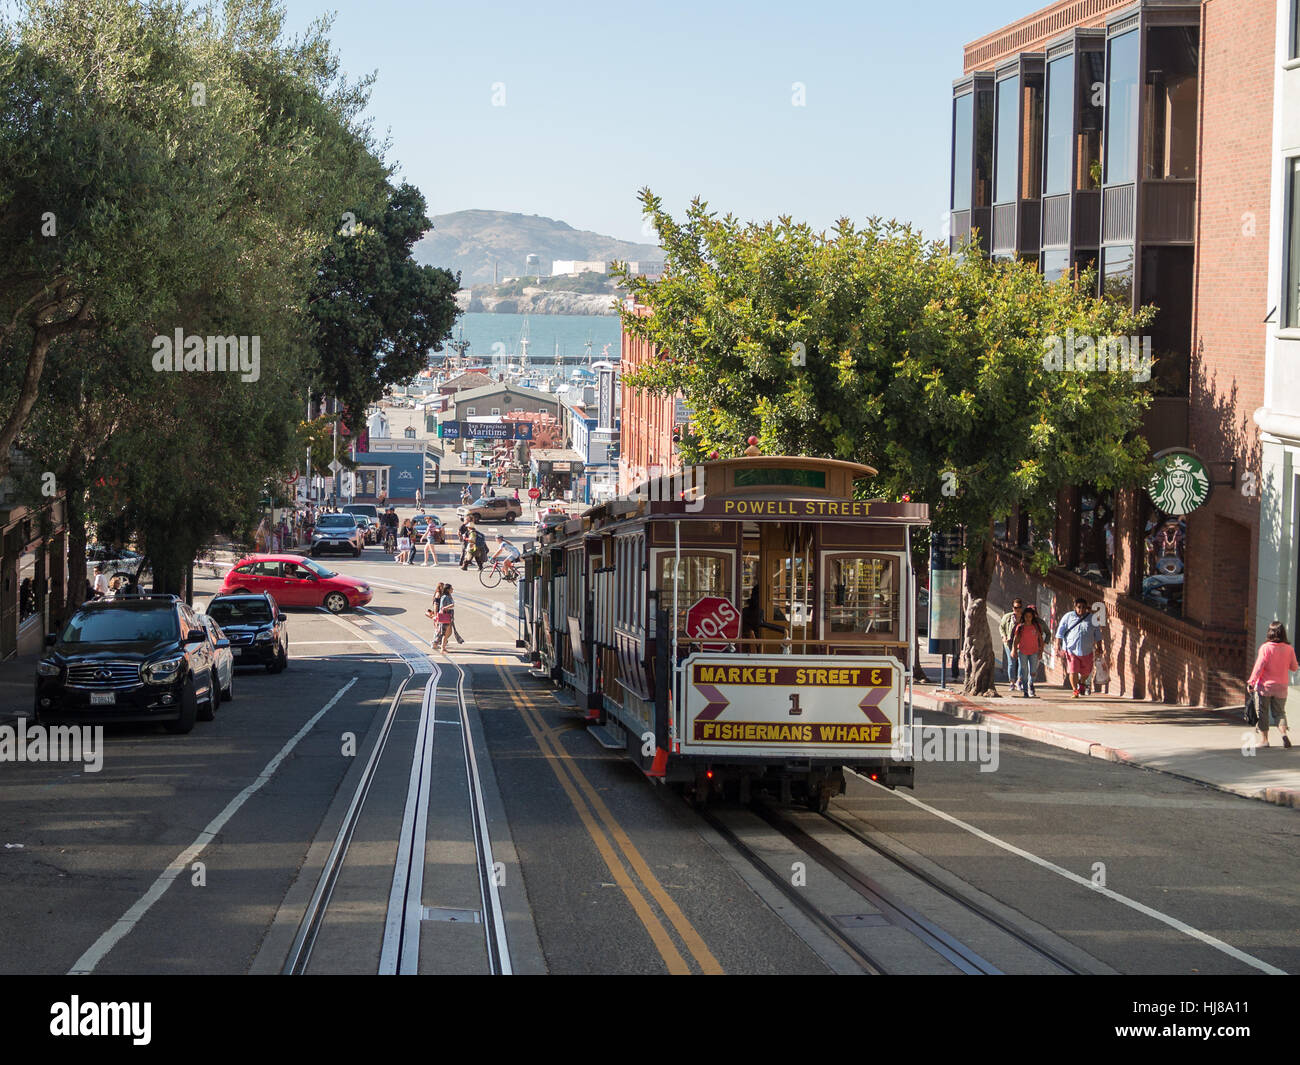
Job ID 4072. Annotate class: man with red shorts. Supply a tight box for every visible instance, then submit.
[1055,596,1102,697]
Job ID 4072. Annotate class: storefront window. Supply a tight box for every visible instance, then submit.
[974,86,994,209]
[18,549,40,627]
[823,554,898,639]
[1075,489,1115,585]
[1141,502,1186,618]
[1043,54,1074,198]
[1105,30,1139,185]
[995,75,1021,204]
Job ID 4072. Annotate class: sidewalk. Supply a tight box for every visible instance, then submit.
[913,651,1300,809]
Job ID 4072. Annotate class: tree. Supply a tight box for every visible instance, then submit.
[2,0,394,597]
[618,191,1154,695]
[309,182,461,418]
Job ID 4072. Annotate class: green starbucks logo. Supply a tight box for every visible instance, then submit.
[1149,451,1211,515]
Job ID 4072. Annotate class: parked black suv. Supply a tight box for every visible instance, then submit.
[35,595,221,734]
[204,592,289,672]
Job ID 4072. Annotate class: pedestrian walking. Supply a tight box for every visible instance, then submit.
[91,563,109,600]
[999,597,1026,691]
[1055,597,1102,697]
[427,582,448,649]
[1010,606,1049,697]
[395,526,411,565]
[436,583,460,652]
[1247,621,1298,748]
[421,525,436,566]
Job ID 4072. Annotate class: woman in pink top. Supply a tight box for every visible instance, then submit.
[1247,621,1298,748]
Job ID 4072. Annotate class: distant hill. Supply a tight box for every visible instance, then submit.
[414,210,662,287]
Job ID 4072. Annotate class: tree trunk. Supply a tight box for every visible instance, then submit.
[64,474,89,616]
[961,536,999,696]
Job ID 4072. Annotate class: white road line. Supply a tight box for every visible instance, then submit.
[853,773,1288,975]
[286,640,373,646]
[68,677,359,975]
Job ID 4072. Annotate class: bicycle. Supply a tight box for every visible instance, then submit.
[382,528,397,554]
[479,559,519,588]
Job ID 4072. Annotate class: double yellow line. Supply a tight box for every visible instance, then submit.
[494,659,723,975]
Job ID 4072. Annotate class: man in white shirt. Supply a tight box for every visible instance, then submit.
[91,563,109,599]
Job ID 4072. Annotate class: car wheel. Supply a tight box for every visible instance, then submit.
[275,645,288,672]
[165,681,198,734]
[230,587,250,595]
[221,667,234,702]
[353,547,362,557]
[197,677,216,721]
[324,591,348,614]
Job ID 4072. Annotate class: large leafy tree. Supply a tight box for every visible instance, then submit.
[309,182,460,418]
[2,0,394,598]
[619,191,1154,694]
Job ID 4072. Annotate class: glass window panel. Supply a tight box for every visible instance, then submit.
[1143,27,1199,180]
[1140,245,1193,396]
[1042,247,1070,282]
[995,75,1020,204]
[1287,159,1300,328]
[952,93,973,212]
[1076,51,1105,190]
[974,86,995,209]
[1105,31,1139,185]
[657,552,730,634]
[1100,244,1134,305]
[1022,70,1044,200]
[824,555,898,638]
[1043,55,1074,197]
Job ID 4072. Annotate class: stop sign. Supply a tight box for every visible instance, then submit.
[528,487,541,500]
[685,596,741,649]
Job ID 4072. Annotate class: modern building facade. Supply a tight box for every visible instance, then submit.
[1256,0,1300,671]
[952,0,1281,705]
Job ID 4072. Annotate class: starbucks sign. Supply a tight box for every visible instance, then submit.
[1148,449,1212,515]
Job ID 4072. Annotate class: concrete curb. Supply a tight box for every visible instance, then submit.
[913,690,1300,810]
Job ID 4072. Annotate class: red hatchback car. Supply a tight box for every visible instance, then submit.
[220,555,373,614]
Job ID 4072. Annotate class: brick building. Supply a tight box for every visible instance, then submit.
[951,0,1283,704]
[618,300,683,493]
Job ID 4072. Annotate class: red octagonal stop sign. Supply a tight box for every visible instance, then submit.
[685,596,741,649]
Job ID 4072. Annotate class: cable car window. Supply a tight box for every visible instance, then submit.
[657,552,731,632]
[823,554,899,638]
[732,468,827,489]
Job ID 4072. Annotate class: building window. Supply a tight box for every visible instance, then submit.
[1143,27,1199,181]
[952,92,974,212]
[1292,0,1299,60]
[975,85,994,209]
[1287,158,1300,328]
[1141,500,1186,618]
[1100,244,1134,305]
[1104,30,1140,185]
[491,407,501,416]
[1074,489,1114,585]
[995,74,1021,204]
[1141,245,1193,395]
[466,407,476,415]
[1021,69,1045,201]
[1076,50,1105,190]
[1042,247,1070,282]
[1043,53,1075,198]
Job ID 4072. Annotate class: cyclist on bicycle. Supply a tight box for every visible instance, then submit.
[489,535,521,581]
[382,507,399,552]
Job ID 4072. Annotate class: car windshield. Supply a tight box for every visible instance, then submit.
[318,515,355,528]
[61,607,179,644]
[301,559,336,578]
[207,599,272,624]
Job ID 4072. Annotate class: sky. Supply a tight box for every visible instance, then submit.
[279,0,1043,244]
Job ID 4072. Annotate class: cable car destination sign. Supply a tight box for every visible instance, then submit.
[681,654,902,758]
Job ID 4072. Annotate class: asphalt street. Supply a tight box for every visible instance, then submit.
[2,500,1296,975]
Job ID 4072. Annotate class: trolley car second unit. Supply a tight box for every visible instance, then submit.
[517,452,929,809]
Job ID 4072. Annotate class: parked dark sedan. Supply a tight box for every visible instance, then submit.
[35,595,220,733]
[205,592,289,672]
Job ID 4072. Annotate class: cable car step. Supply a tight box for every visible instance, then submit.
[586,723,625,750]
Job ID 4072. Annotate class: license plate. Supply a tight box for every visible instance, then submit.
[90,692,115,706]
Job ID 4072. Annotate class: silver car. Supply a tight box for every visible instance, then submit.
[200,615,235,703]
